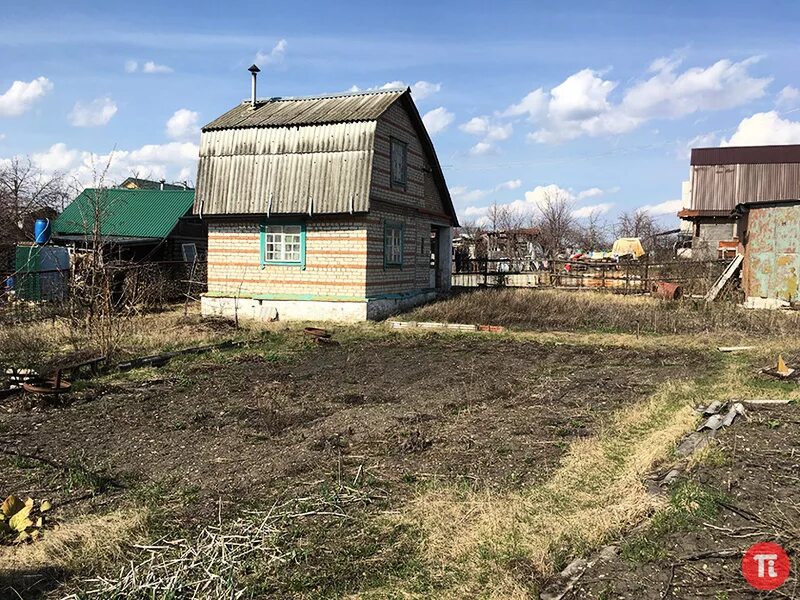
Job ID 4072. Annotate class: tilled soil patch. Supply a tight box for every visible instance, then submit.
[0,334,706,515]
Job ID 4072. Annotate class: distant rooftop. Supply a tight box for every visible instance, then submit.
[119,177,192,191]
[691,144,800,166]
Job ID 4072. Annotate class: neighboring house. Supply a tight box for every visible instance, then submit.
[119,177,190,191]
[194,83,457,322]
[52,187,205,262]
[678,145,800,260]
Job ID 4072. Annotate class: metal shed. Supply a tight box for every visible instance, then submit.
[738,200,800,303]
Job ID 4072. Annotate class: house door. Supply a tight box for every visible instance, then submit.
[430,227,440,289]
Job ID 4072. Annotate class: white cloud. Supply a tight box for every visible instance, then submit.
[124,60,138,73]
[678,132,719,160]
[639,199,683,216]
[166,108,200,140]
[469,141,495,156]
[460,116,512,141]
[255,39,287,65]
[32,143,80,172]
[502,89,547,120]
[496,179,522,191]
[349,80,442,100]
[450,185,489,204]
[573,202,613,218]
[25,141,199,185]
[463,183,617,226]
[68,97,117,127]
[0,77,53,117]
[776,85,800,110]
[422,106,454,135]
[142,61,173,74]
[409,81,441,100]
[721,111,800,146]
[577,187,604,200]
[504,56,770,144]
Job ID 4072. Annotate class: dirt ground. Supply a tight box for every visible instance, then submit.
[0,333,705,521]
[568,401,800,599]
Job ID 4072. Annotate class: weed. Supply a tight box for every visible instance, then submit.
[621,481,724,563]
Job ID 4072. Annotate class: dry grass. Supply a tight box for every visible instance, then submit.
[393,378,701,598]
[0,306,244,373]
[0,510,145,595]
[406,289,800,337]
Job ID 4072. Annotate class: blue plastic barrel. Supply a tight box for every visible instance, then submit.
[34,218,51,244]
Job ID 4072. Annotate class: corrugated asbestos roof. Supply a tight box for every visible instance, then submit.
[202,89,406,131]
[692,145,800,166]
[196,122,375,215]
[195,88,457,224]
[53,188,195,239]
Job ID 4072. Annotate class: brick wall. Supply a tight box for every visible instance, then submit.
[207,217,369,298]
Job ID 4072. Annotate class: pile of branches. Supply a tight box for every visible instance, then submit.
[68,484,378,599]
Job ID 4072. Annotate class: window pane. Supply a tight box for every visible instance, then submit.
[263,224,303,263]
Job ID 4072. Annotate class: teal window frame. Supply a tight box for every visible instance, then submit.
[259,218,306,269]
[384,220,404,268]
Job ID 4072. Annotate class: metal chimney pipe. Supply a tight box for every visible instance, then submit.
[248,64,261,107]
[159,178,165,190]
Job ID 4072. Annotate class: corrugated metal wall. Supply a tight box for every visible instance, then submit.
[743,204,800,301]
[195,122,376,215]
[692,163,800,211]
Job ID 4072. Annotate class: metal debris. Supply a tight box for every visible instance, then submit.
[696,402,745,432]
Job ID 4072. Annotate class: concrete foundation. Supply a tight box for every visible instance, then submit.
[201,291,438,323]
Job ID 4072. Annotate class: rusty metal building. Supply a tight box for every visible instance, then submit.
[734,200,800,304]
[679,145,800,260]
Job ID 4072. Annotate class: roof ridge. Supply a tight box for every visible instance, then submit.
[242,87,407,105]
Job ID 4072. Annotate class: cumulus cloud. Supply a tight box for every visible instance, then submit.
[450,179,524,205]
[125,60,173,74]
[24,141,199,185]
[776,85,800,110]
[721,111,800,146]
[142,61,174,74]
[68,97,117,127]
[572,202,613,218]
[422,106,454,135]
[639,199,683,216]
[0,77,53,117]
[348,80,442,100]
[577,187,604,200]
[678,132,719,160]
[460,116,513,155]
[462,183,617,225]
[503,57,770,143]
[469,141,496,156]
[255,39,287,66]
[166,108,200,140]
[496,179,522,191]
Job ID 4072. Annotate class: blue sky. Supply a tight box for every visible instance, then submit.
[2,1,800,227]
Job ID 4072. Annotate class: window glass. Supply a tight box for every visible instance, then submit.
[385,222,403,265]
[391,139,407,187]
[262,224,303,263]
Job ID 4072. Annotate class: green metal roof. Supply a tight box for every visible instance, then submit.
[53,188,195,239]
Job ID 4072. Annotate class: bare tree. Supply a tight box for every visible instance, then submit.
[574,208,611,251]
[533,189,575,258]
[0,157,69,243]
[615,209,658,240]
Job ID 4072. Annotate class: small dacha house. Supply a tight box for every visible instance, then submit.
[195,74,458,322]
